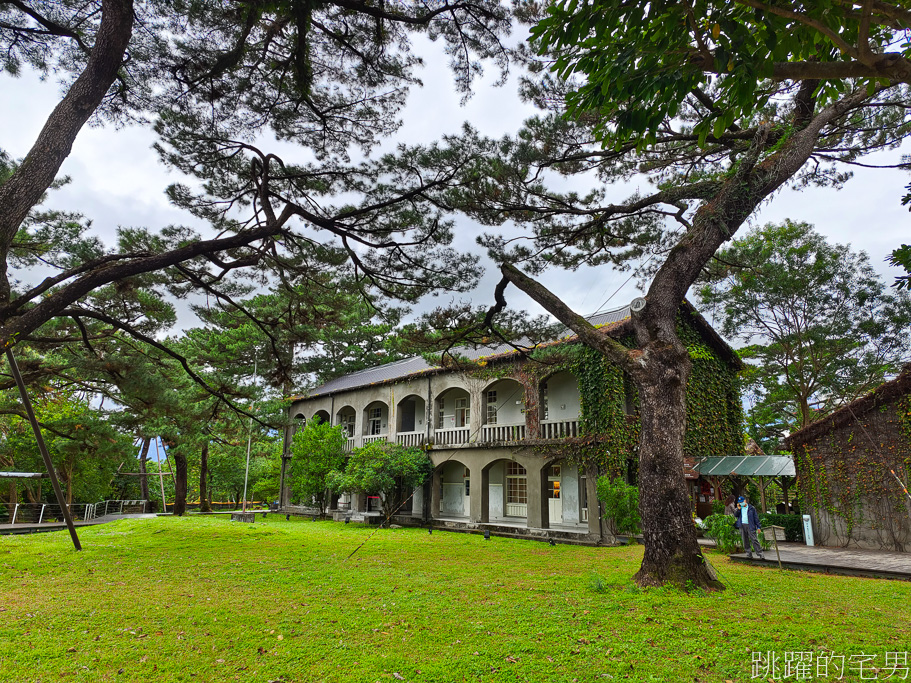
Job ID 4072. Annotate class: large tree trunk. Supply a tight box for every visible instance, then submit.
[138,436,151,501]
[199,441,211,513]
[632,343,722,588]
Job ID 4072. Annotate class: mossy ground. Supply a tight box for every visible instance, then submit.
[1,515,907,682]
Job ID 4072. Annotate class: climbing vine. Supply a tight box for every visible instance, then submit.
[677,318,744,461]
[792,395,911,551]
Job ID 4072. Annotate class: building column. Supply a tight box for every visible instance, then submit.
[412,483,424,518]
[585,463,602,539]
[469,464,489,523]
[525,381,541,439]
[430,467,442,519]
[469,387,483,444]
[527,462,549,529]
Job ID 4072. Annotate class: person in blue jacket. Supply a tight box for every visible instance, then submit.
[734,495,765,559]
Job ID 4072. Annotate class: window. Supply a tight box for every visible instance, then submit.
[580,472,588,521]
[506,461,526,477]
[464,467,470,496]
[548,480,561,499]
[507,474,527,505]
[339,413,355,437]
[486,390,497,425]
[547,464,561,499]
[455,397,469,427]
[368,406,382,435]
[437,397,445,429]
[541,382,549,420]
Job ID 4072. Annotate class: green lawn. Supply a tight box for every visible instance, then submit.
[1,516,908,682]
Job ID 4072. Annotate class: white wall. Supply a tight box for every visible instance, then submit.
[437,389,470,428]
[546,372,581,421]
[560,462,580,524]
[485,379,525,425]
[363,401,390,435]
[441,461,467,516]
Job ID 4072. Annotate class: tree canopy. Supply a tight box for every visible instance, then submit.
[0,0,514,369]
[699,220,911,443]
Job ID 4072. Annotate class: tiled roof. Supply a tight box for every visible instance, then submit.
[299,304,632,399]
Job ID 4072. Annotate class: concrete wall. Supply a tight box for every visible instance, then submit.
[483,378,525,425]
[545,371,581,422]
[792,397,911,552]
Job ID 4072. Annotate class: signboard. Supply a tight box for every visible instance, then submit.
[802,514,815,546]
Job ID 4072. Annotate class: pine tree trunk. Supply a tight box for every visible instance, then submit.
[138,436,151,501]
[199,441,211,513]
[631,343,723,589]
[172,452,187,516]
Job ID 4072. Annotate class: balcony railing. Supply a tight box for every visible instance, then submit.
[433,426,470,446]
[481,423,526,443]
[396,431,426,448]
[332,419,581,452]
[539,419,580,440]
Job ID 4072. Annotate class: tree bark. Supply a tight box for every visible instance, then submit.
[138,436,151,501]
[199,441,211,513]
[629,343,724,588]
[172,451,187,516]
[0,0,134,305]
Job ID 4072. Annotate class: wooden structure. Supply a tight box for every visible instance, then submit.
[692,455,796,514]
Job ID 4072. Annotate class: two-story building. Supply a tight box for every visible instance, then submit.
[283,301,743,544]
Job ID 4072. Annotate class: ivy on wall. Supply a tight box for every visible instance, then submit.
[677,318,743,462]
[792,398,911,550]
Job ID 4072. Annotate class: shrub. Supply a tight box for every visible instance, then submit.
[596,476,640,535]
[328,441,432,520]
[759,513,804,542]
[703,513,741,553]
[711,499,726,516]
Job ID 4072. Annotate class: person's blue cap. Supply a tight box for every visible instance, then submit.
[737,496,746,503]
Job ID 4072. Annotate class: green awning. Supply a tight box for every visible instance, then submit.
[693,455,795,477]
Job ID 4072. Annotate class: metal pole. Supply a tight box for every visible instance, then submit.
[38,504,45,524]
[155,438,167,513]
[11,503,18,525]
[6,348,81,550]
[242,356,257,514]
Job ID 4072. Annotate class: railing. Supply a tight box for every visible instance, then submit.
[481,423,526,442]
[433,427,470,446]
[539,419,580,439]
[362,435,388,445]
[0,500,148,525]
[396,431,426,447]
[344,437,357,452]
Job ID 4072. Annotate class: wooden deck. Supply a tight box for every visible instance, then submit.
[730,542,911,581]
[0,514,158,536]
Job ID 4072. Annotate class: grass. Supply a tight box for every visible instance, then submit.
[1,516,908,683]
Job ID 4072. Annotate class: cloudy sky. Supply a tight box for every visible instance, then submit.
[1,35,908,336]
